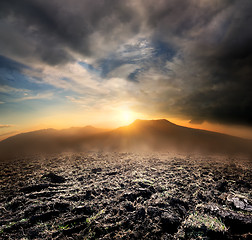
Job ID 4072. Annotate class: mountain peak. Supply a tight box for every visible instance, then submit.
[131,119,175,126]
[84,125,95,129]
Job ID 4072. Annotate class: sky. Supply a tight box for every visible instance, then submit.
[0,0,252,139]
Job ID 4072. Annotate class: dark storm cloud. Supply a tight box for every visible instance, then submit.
[136,0,252,126]
[174,0,252,126]
[0,0,251,126]
[0,0,137,65]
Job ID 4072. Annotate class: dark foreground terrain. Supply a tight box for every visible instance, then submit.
[0,152,251,239]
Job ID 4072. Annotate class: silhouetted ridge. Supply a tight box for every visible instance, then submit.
[0,119,251,159]
[103,119,251,153]
[0,126,110,160]
[131,119,176,127]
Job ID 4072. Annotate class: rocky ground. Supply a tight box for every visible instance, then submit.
[0,151,251,239]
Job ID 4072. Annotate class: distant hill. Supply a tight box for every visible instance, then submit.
[0,119,251,160]
[87,119,252,153]
[0,126,109,159]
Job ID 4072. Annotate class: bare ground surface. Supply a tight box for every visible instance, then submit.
[0,152,252,239]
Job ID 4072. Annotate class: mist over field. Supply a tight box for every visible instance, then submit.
[0,119,252,160]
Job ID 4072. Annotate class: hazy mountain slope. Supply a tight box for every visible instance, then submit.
[0,119,251,160]
[88,119,251,153]
[0,126,109,160]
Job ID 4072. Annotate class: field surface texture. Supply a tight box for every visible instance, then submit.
[0,152,252,239]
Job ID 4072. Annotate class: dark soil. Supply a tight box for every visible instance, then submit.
[0,152,251,239]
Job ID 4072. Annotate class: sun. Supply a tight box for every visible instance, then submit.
[119,110,136,125]
[113,105,146,126]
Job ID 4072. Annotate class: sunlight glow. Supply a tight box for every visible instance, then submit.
[120,110,136,125]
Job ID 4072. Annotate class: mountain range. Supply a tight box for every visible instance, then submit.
[0,119,251,160]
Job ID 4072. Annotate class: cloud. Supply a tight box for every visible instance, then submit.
[12,92,53,102]
[131,0,252,126]
[0,0,138,65]
[0,124,11,128]
[24,62,102,94]
[170,0,252,126]
[0,85,29,93]
[189,119,205,125]
[0,0,251,126]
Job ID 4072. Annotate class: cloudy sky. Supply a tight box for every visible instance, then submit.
[0,0,252,139]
